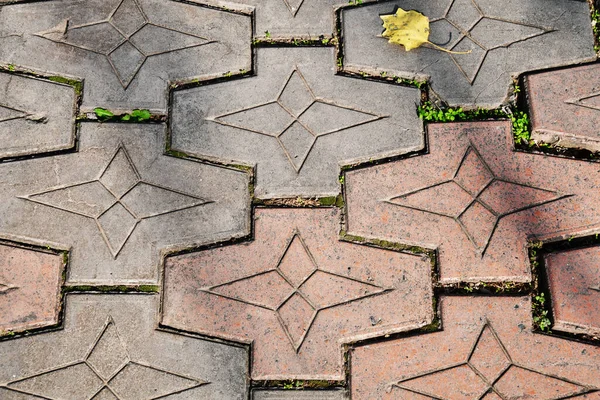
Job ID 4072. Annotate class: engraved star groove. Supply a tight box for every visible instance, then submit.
[22,144,211,258]
[209,67,387,173]
[392,322,593,399]
[35,0,216,88]
[3,316,208,399]
[282,0,305,17]
[0,280,18,294]
[430,0,554,84]
[566,91,600,112]
[202,231,390,352]
[387,144,568,256]
[0,103,46,124]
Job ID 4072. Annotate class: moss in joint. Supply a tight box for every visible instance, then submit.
[48,76,83,96]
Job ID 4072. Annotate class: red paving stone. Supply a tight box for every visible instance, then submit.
[345,121,600,283]
[350,296,600,399]
[545,246,600,337]
[161,208,434,380]
[0,242,64,334]
[526,63,600,152]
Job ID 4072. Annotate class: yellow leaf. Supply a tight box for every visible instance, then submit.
[381,8,471,54]
[381,8,429,51]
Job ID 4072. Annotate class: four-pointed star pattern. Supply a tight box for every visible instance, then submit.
[0,103,46,124]
[209,67,386,173]
[430,0,553,84]
[392,322,594,399]
[387,144,567,256]
[203,231,389,352]
[2,316,207,399]
[35,0,215,88]
[0,281,18,294]
[22,144,211,258]
[566,91,600,112]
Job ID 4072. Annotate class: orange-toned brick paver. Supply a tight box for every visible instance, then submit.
[527,63,600,152]
[345,121,600,283]
[0,242,64,334]
[545,246,600,338]
[350,296,600,399]
[161,208,434,380]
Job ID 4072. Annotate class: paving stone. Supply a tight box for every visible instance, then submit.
[350,295,600,399]
[0,0,251,112]
[0,72,76,160]
[162,208,434,380]
[0,241,64,334]
[0,293,249,399]
[252,390,346,399]
[171,47,424,198]
[544,246,600,337]
[341,0,596,108]
[526,63,600,152]
[0,122,250,285]
[202,0,377,39]
[345,121,600,283]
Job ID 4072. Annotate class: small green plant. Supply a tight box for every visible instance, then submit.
[532,293,552,332]
[121,109,151,122]
[94,107,114,120]
[336,57,343,68]
[265,30,271,38]
[417,102,467,122]
[349,0,363,4]
[7,64,16,72]
[592,8,600,52]
[511,111,530,145]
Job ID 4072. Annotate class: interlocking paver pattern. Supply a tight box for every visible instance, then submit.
[527,63,600,152]
[350,296,600,399]
[0,294,249,399]
[162,208,434,380]
[171,47,424,198]
[0,0,251,111]
[345,121,600,283]
[0,123,250,284]
[341,0,596,107]
[0,0,599,396]
[545,246,600,337]
[0,242,64,334]
[0,72,76,160]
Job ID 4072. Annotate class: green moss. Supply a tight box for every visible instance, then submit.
[318,195,344,207]
[48,76,83,96]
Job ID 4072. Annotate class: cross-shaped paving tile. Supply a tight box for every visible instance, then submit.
[210,67,385,173]
[341,0,596,107]
[0,242,64,335]
[544,245,600,338]
[0,294,249,399]
[171,47,423,198]
[23,144,210,258]
[0,123,250,285]
[350,296,600,399]
[345,121,600,283]
[162,208,434,380]
[0,72,77,160]
[527,63,600,153]
[0,0,251,111]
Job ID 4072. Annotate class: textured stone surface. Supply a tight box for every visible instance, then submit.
[545,246,600,337]
[0,294,249,399]
[0,0,251,112]
[253,390,346,399]
[345,121,600,283]
[341,0,596,108]
[171,47,423,198]
[162,208,434,380]
[0,242,64,334]
[350,296,600,399]
[527,63,600,152]
[0,122,250,285]
[0,72,76,160]
[201,0,376,39]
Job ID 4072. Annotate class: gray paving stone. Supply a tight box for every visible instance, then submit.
[0,0,251,112]
[0,122,250,285]
[253,390,346,400]
[341,0,596,108]
[171,47,424,198]
[201,0,377,39]
[0,72,76,160]
[0,293,249,399]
